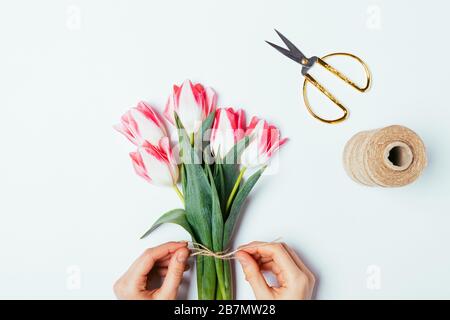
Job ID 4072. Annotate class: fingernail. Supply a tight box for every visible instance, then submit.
[176,250,188,263]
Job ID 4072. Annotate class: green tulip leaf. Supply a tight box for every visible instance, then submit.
[196,110,216,144]
[140,208,195,240]
[205,165,226,298]
[174,113,213,238]
[175,113,217,299]
[223,167,265,247]
[213,164,226,213]
[223,135,251,165]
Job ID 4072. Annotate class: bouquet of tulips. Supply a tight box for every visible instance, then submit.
[115,80,287,300]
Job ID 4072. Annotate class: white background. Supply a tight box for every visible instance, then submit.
[1,0,449,299]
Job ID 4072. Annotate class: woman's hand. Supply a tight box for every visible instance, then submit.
[114,241,190,300]
[236,242,315,300]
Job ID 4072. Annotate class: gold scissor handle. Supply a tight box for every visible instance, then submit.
[302,52,371,124]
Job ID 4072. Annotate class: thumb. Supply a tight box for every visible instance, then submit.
[158,247,189,299]
[236,251,272,299]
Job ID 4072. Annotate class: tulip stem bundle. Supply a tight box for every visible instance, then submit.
[115,80,287,300]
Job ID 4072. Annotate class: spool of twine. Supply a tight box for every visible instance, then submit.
[343,125,427,187]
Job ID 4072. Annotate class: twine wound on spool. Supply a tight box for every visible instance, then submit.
[343,125,427,187]
[188,238,283,260]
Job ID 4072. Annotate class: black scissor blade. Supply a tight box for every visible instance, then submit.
[274,29,307,62]
[265,40,302,64]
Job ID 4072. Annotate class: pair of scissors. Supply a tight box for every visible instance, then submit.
[266,30,371,124]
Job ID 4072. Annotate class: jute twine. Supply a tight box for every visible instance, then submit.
[188,238,282,260]
[343,125,427,187]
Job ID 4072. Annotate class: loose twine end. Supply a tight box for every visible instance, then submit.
[188,237,283,260]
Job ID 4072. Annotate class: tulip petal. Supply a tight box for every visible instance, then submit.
[130,151,151,183]
[158,137,179,184]
[127,108,166,146]
[246,116,261,134]
[138,146,176,186]
[116,102,167,147]
[114,123,136,145]
[235,109,246,141]
[137,101,167,135]
[163,93,176,125]
[204,87,218,117]
[267,137,288,157]
[240,117,287,168]
[211,108,237,158]
[211,107,247,159]
[176,80,203,134]
[240,138,262,167]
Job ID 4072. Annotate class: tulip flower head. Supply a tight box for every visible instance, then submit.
[240,117,287,168]
[129,137,179,187]
[114,101,167,147]
[210,107,246,159]
[164,80,217,136]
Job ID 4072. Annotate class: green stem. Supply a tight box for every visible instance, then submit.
[223,259,233,299]
[216,285,224,300]
[226,166,246,212]
[214,258,227,299]
[172,184,184,204]
[196,255,203,300]
[202,256,217,299]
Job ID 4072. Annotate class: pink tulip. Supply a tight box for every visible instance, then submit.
[210,107,246,158]
[240,116,288,168]
[129,137,179,186]
[164,80,217,135]
[114,101,167,147]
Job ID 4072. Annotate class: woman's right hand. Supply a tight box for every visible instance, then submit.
[236,242,315,300]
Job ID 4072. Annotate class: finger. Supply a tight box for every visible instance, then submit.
[156,257,191,268]
[157,253,174,263]
[260,261,286,287]
[158,247,190,299]
[154,264,190,277]
[239,242,301,283]
[235,251,272,300]
[257,256,273,265]
[238,241,262,250]
[128,242,188,284]
[239,242,273,265]
[155,256,175,268]
[260,261,283,276]
[282,243,315,282]
[155,268,168,277]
